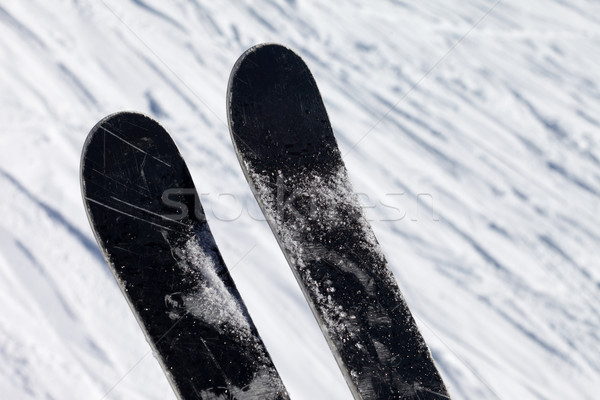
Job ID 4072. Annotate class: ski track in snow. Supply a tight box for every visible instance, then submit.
[1,1,599,399]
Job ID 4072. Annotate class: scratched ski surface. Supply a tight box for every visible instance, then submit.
[227,44,450,399]
[81,112,289,400]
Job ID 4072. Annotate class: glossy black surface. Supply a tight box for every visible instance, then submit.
[228,44,449,399]
[81,112,288,400]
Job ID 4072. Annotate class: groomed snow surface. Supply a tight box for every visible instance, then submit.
[1,1,599,399]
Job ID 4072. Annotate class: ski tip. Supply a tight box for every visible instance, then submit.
[81,111,150,167]
[80,111,172,170]
[226,42,338,175]
[226,43,305,122]
[228,42,297,78]
[79,111,181,207]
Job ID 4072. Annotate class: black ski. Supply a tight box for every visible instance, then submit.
[227,44,450,399]
[81,112,289,400]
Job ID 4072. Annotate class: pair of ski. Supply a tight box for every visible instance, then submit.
[81,44,449,400]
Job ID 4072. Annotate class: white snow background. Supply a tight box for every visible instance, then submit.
[1,0,599,399]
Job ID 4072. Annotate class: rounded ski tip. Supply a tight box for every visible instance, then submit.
[80,111,180,201]
[81,112,146,192]
[80,111,175,161]
[226,42,336,174]
[226,43,305,113]
[228,42,298,76]
[82,111,152,161]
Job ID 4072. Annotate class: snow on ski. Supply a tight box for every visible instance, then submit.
[81,112,289,400]
[227,44,450,399]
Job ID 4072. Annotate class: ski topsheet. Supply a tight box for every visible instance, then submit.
[227,44,450,399]
[81,112,289,400]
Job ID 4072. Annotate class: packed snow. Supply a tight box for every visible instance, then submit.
[1,0,599,399]
[172,233,252,332]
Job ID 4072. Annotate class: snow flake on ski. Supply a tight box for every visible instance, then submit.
[245,161,392,339]
[165,229,251,335]
[240,147,443,397]
[162,226,288,398]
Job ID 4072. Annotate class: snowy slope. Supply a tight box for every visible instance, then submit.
[1,0,599,399]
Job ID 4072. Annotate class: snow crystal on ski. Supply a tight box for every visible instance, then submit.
[167,228,251,334]
[165,226,288,399]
